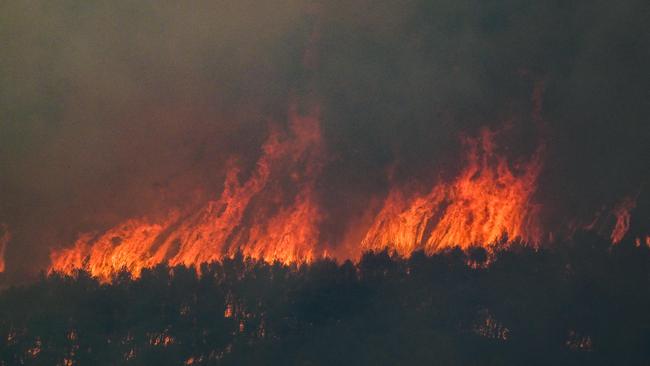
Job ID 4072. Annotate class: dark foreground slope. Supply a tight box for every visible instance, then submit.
[1,233,649,366]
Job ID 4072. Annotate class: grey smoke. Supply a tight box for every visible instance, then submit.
[0,0,648,283]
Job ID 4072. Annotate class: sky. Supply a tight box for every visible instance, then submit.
[0,0,648,282]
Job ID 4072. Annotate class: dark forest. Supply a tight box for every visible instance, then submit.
[2,232,649,366]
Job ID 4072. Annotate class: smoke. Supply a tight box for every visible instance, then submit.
[1,0,648,282]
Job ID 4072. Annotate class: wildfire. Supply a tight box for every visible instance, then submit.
[50,104,326,281]
[610,197,635,244]
[47,108,642,282]
[362,128,544,255]
[0,224,9,273]
[578,195,642,246]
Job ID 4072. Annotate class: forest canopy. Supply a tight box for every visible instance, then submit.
[1,233,649,366]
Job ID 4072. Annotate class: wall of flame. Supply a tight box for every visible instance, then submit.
[47,106,640,282]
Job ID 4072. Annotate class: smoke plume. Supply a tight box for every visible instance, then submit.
[0,0,648,282]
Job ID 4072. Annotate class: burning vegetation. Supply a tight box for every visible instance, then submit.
[0,1,648,365]
[361,127,544,255]
[49,104,327,281]
[47,108,642,282]
[0,225,9,274]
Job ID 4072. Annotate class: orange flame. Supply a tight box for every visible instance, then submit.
[610,197,635,244]
[48,108,642,282]
[50,105,326,281]
[0,224,9,273]
[362,128,544,255]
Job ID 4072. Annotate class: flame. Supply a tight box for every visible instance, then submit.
[49,218,176,279]
[610,197,635,244]
[0,224,9,273]
[573,195,642,245]
[362,128,544,255]
[48,108,643,282]
[50,105,326,281]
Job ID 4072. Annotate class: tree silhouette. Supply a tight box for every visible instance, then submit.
[1,233,649,365]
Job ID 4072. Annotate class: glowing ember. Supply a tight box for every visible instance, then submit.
[362,128,544,255]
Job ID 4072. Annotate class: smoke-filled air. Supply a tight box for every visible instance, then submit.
[0,1,648,284]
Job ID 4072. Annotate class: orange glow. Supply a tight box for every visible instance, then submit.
[0,224,9,273]
[49,218,176,280]
[47,108,643,282]
[610,197,635,244]
[50,105,326,282]
[362,128,544,255]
